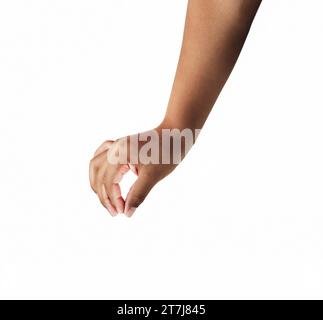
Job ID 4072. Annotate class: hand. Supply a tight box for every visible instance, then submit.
[89,126,191,217]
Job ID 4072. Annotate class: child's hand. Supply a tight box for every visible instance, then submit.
[89,128,181,217]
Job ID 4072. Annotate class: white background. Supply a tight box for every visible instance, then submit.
[0,0,322,299]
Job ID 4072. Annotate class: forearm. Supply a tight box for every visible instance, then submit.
[161,0,262,130]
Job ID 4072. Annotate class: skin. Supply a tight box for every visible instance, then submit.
[89,0,262,217]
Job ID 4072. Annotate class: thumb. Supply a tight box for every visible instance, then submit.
[125,172,156,217]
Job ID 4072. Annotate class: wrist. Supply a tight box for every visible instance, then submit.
[157,116,202,132]
[155,119,201,147]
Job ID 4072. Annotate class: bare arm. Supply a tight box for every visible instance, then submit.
[90,0,262,216]
[162,0,262,130]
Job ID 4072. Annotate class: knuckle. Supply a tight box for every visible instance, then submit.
[90,158,97,169]
[116,138,128,152]
[104,140,113,147]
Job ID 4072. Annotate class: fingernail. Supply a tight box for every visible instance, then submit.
[126,207,136,217]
